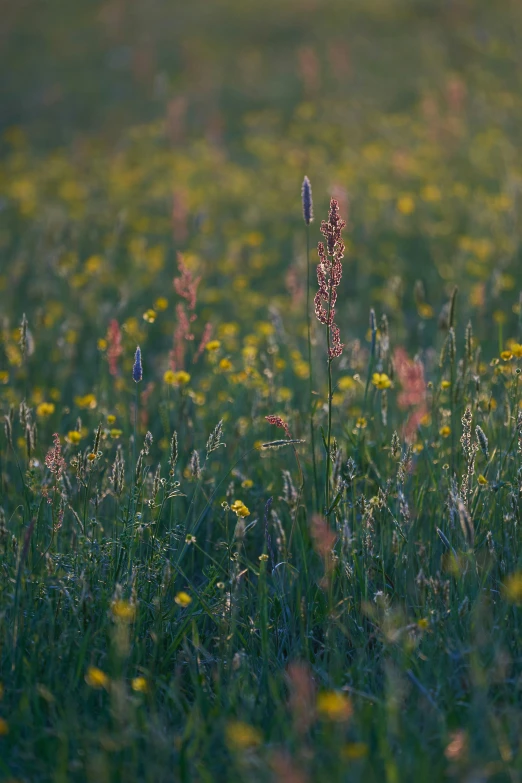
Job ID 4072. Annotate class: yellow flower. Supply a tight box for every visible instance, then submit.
[226,721,262,750]
[36,402,55,418]
[417,303,434,318]
[205,340,221,352]
[511,343,522,358]
[338,376,356,391]
[67,430,82,445]
[230,500,250,518]
[111,600,136,622]
[417,618,429,630]
[107,414,116,425]
[0,371,8,384]
[500,351,513,361]
[420,413,432,427]
[439,426,451,438]
[316,691,353,722]
[493,310,507,325]
[154,297,168,311]
[219,358,233,372]
[397,195,415,215]
[131,677,148,693]
[342,742,368,760]
[0,718,8,736]
[97,338,107,351]
[143,309,157,323]
[355,417,367,430]
[85,666,109,689]
[165,370,191,386]
[241,479,254,489]
[110,429,123,438]
[175,591,192,607]
[441,380,451,390]
[502,573,522,604]
[74,394,97,410]
[372,372,392,390]
[478,474,488,486]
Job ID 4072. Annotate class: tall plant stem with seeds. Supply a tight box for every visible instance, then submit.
[306,223,319,510]
[325,299,333,513]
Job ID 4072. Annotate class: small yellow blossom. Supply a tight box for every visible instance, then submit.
[493,310,507,325]
[417,303,434,318]
[417,618,429,630]
[226,721,262,750]
[502,572,522,604]
[0,371,8,384]
[355,417,367,430]
[36,402,55,418]
[317,691,353,722]
[439,426,451,438]
[441,380,451,390]
[67,430,82,445]
[0,718,8,736]
[87,453,97,462]
[109,429,123,438]
[175,591,192,607]
[259,553,269,562]
[107,414,116,425]
[219,358,233,372]
[231,500,250,518]
[97,338,107,351]
[111,600,136,622]
[85,666,109,689]
[478,474,488,486]
[241,479,254,489]
[338,376,356,391]
[372,372,392,390]
[342,742,368,761]
[143,309,157,323]
[500,351,513,361]
[510,343,522,358]
[154,297,168,311]
[131,677,148,693]
[165,370,191,385]
[75,394,97,410]
[205,340,221,352]
[397,195,415,215]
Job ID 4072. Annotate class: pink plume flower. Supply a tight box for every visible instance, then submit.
[314,198,346,360]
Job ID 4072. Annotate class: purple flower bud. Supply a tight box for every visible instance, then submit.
[133,346,143,383]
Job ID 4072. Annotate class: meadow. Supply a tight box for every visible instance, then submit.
[1,0,522,780]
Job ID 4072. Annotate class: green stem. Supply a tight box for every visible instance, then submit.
[306,223,319,511]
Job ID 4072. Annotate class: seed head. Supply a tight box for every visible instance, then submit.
[133,346,143,383]
[301,176,314,225]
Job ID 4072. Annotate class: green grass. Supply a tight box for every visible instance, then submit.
[1,1,522,780]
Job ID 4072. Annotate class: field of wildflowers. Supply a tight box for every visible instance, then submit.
[2,1,522,780]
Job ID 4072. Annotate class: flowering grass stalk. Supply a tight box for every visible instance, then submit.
[314,197,345,511]
[302,176,319,510]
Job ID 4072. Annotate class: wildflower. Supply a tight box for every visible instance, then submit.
[478,474,488,485]
[173,253,201,310]
[439,426,451,438]
[355,417,367,429]
[226,721,262,750]
[85,666,109,689]
[511,342,522,358]
[371,372,392,390]
[342,743,368,761]
[301,175,314,225]
[338,376,355,391]
[0,718,8,736]
[107,414,116,425]
[171,370,191,385]
[111,600,136,622]
[441,380,451,390]
[175,591,192,607]
[241,479,253,489]
[397,195,415,215]
[259,553,269,562]
[314,198,346,359]
[133,346,143,383]
[417,618,429,630]
[74,394,97,409]
[36,402,55,418]
[219,358,232,372]
[445,730,467,762]
[502,572,522,604]
[316,691,353,722]
[231,500,250,518]
[417,303,434,318]
[155,297,168,311]
[67,430,82,445]
[142,309,157,323]
[501,350,513,361]
[205,340,221,352]
[109,428,123,438]
[131,677,148,693]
